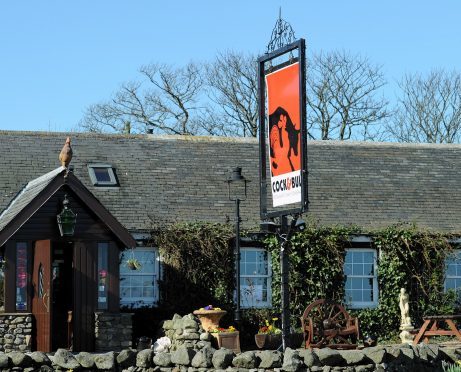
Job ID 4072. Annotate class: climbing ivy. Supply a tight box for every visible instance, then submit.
[357,224,457,340]
[154,222,234,314]
[150,220,459,342]
[266,222,458,341]
[265,223,359,326]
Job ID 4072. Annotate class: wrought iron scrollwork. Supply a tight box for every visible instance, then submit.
[266,8,296,54]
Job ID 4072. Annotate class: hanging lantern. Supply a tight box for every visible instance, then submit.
[57,194,77,236]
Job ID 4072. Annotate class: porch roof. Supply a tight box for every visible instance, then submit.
[0,166,66,232]
[0,164,136,248]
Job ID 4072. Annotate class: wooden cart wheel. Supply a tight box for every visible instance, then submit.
[301,299,359,349]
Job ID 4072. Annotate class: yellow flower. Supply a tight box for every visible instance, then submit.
[259,317,281,334]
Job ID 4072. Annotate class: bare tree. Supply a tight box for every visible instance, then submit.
[388,69,461,143]
[203,51,259,137]
[78,63,203,135]
[307,50,390,140]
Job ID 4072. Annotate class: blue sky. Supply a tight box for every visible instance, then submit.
[1,1,460,132]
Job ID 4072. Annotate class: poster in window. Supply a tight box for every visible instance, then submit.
[266,62,302,207]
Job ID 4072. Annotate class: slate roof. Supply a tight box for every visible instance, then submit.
[0,166,66,231]
[1,130,461,233]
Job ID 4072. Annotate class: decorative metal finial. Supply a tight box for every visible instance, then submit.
[266,7,296,53]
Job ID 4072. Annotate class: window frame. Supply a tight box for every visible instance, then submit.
[120,247,160,308]
[444,248,461,294]
[240,247,272,309]
[87,164,119,187]
[344,247,378,309]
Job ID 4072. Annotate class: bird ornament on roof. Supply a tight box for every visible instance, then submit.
[59,137,73,169]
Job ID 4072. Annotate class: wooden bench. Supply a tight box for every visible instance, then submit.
[413,315,461,344]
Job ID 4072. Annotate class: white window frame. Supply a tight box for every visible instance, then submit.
[87,163,118,186]
[344,248,378,309]
[240,247,272,309]
[444,249,461,293]
[120,247,159,308]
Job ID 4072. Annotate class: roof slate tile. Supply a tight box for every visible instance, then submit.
[1,131,461,233]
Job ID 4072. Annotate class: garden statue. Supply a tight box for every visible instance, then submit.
[398,288,414,344]
[399,288,412,326]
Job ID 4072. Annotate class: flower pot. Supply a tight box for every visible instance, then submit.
[255,333,282,349]
[217,331,240,354]
[126,260,141,270]
[192,309,227,331]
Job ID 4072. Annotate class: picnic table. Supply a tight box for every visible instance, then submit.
[413,315,461,344]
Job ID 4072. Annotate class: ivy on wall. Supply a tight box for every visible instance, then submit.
[154,222,234,315]
[358,224,456,340]
[152,221,459,342]
[265,223,358,326]
[266,222,458,340]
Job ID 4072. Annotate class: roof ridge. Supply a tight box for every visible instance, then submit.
[26,166,66,189]
[3,130,461,148]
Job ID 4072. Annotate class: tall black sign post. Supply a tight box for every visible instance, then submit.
[258,13,308,351]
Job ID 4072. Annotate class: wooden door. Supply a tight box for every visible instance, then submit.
[32,240,52,352]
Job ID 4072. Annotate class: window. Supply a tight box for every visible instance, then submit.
[120,248,159,308]
[240,248,271,308]
[16,242,28,311]
[344,248,378,309]
[97,242,109,310]
[445,250,461,294]
[87,164,119,186]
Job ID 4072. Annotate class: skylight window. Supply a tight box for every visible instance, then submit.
[88,164,119,186]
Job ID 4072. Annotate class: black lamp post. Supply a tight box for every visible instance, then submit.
[57,194,77,237]
[226,167,248,325]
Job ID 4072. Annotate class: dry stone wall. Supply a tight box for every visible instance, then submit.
[0,344,458,371]
[95,312,133,352]
[1,311,460,371]
[0,314,32,353]
[162,313,214,351]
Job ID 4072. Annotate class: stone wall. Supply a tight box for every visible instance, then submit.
[0,344,459,371]
[94,312,133,352]
[0,313,32,353]
[162,313,214,351]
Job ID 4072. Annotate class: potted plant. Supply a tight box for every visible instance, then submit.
[126,258,142,270]
[210,326,240,354]
[255,317,282,349]
[193,305,227,331]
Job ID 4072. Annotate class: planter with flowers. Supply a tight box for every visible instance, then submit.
[255,317,282,349]
[126,258,142,270]
[210,326,240,354]
[193,305,227,331]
